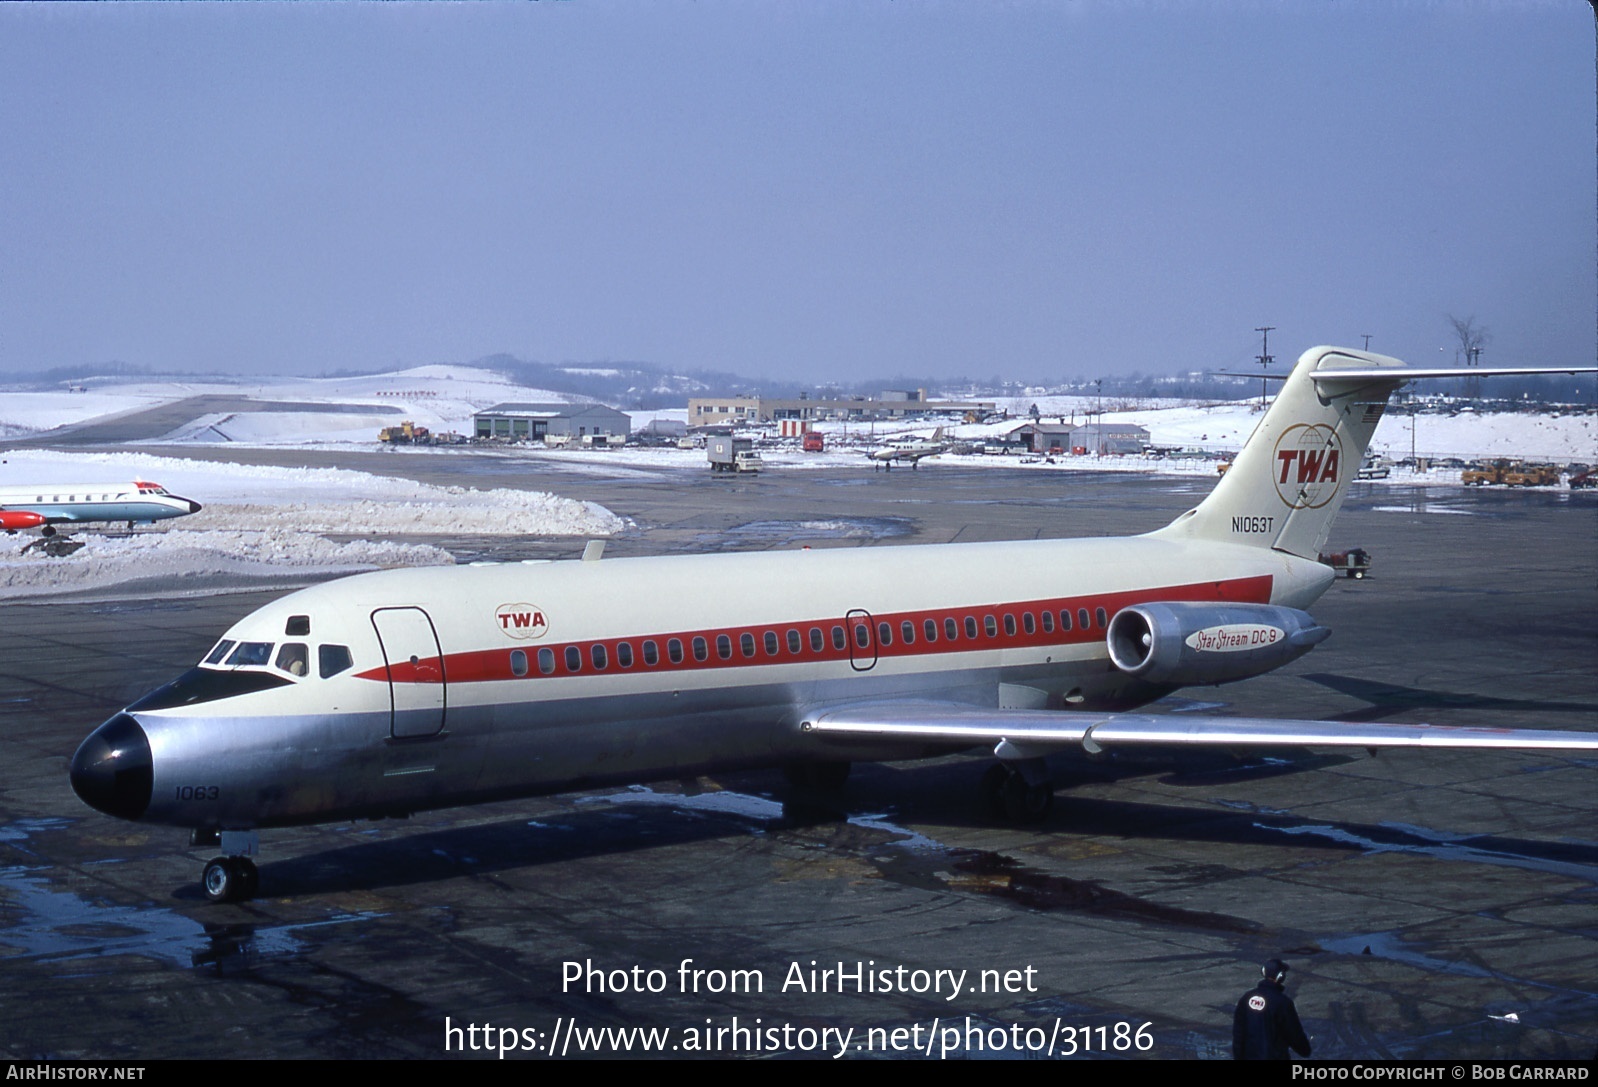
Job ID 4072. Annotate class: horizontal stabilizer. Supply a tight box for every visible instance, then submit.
[1311,366,1598,383]
[1214,366,1598,382]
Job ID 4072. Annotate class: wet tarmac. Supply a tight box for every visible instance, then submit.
[1,461,1594,1060]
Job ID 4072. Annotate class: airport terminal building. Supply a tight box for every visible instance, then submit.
[689,391,996,428]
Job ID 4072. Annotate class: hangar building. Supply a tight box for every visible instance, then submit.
[473,403,632,443]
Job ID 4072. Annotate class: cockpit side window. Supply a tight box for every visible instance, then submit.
[275,643,309,677]
[203,639,236,666]
[319,645,354,679]
[225,641,274,667]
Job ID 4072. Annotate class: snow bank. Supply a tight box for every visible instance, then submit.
[0,450,627,599]
[0,529,452,599]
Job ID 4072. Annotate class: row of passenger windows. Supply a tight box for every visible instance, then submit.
[515,605,1110,677]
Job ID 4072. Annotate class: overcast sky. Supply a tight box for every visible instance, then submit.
[2,2,1592,383]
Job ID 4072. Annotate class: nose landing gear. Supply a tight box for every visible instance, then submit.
[194,829,261,903]
[202,856,260,903]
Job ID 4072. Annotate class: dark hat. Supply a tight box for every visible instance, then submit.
[1262,959,1289,981]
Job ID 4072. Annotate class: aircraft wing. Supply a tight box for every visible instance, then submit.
[800,702,1598,755]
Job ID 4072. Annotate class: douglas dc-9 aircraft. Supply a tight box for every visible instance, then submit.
[71,347,1598,902]
[0,480,201,534]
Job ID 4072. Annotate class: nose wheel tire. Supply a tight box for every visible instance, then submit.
[202,856,259,903]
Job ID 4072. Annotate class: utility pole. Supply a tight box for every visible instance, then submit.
[1255,326,1275,409]
[1094,378,1103,454]
[1361,333,1372,351]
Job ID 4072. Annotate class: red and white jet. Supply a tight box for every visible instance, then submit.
[0,480,201,534]
[69,347,1598,902]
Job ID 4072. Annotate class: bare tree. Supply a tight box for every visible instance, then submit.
[1446,314,1491,366]
[1446,314,1490,399]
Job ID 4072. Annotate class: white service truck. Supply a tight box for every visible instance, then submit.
[708,435,763,473]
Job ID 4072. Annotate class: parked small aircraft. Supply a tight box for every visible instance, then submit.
[867,427,948,470]
[70,347,1598,902]
[0,480,201,534]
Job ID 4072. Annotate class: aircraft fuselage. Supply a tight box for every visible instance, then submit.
[73,534,1332,832]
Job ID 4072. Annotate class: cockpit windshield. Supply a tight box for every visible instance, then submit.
[224,641,274,667]
[200,634,353,681]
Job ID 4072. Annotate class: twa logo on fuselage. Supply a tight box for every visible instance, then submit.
[495,603,549,640]
[1271,424,1343,510]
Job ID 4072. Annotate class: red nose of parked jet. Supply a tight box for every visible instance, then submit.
[70,713,152,821]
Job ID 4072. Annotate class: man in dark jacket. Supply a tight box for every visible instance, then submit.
[1233,959,1312,1060]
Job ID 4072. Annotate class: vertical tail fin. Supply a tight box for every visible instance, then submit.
[1151,346,1407,559]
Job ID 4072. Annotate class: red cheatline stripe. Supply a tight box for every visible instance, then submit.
[356,576,1273,685]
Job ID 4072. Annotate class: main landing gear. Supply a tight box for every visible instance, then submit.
[783,760,852,791]
[980,762,1054,823]
[194,829,261,903]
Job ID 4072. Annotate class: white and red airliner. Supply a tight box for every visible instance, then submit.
[0,480,201,534]
[70,347,1598,902]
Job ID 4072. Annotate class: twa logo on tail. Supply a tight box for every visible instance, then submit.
[1272,424,1343,510]
[495,603,549,640]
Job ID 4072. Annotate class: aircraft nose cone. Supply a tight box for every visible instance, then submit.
[70,713,152,821]
[187,499,202,514]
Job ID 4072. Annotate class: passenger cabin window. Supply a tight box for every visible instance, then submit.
[965,617,979,639]
[285,615,311,636]
[617,642,633,668]
[810,628,824,652]
[924,619,937,642]
[1060,609,1073,631]
[538,648,556,675]
[510,650,529,677]
[318,645,354,679]
[764,631,779,656]
[1022,612,1035,635]
[877,622,892,646]
[787,630,801,654]
[741,633,756,658]
[832,626,846,651]
[944,617,958,641]
[591,644,608,670]
[901,621,915,644]
[565,646,582,672]
[716,635,731,660]
[692,637,708,662]
[643,640,659,666]
[275,643,309,677]
[668,638,684,664]
[986,615,999,637]
[1041,611,1054,634]
[1095,607,1108,629]
[1077,608,1090,630]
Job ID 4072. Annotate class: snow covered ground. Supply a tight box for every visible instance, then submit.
[1,365,570,445]
[0,448,626,599]
[0,362,1590,598]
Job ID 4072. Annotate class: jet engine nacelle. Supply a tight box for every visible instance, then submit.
[1106,601,1330,687]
